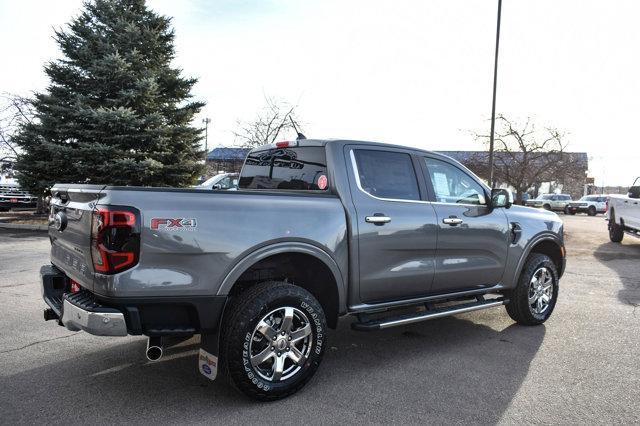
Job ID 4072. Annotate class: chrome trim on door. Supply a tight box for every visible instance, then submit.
[365,216,391,224]
[442,218,463,225]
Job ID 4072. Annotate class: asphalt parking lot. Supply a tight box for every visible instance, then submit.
[1,215,638,424]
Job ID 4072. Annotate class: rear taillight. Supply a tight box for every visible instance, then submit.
[91,206,140,274]
[69,279,81,293]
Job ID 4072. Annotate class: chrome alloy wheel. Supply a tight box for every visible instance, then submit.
[249,307,313,382]
[528,267,554,315]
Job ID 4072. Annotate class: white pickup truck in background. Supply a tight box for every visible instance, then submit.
[607,177,640,242]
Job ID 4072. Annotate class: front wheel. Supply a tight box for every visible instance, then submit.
[587,206,597,216]
[609,217,624,243]
[505,253,559,325]
[222,281,327,401]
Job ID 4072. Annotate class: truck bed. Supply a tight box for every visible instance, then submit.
[48,184,348,299]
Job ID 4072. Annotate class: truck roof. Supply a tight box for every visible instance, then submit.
[250,138,457,163]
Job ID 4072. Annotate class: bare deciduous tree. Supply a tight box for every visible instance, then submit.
[234,96,304,147]
[469,115,582,203]
[0,93,34,168]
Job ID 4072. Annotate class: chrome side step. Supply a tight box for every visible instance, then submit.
[351,297,508,331]
[349,284,506,314]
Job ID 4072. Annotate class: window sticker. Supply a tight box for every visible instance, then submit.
[432,172,450,196]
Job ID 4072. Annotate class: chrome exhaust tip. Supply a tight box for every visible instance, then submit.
[146,336,163,361]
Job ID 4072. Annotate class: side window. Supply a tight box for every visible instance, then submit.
[217,177,231,189]
[423,157,486,205]
[353,150,420,201]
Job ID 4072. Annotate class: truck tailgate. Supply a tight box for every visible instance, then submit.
[49,185,105,291]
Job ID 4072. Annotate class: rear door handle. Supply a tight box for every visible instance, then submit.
[365,215,391,225]
[443,217,463,226]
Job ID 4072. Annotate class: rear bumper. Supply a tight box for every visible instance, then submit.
[41,265,127,336]
[0,199,37,208]
[61,293,128,336]
[41,264,226,337]
[567,205,603,213]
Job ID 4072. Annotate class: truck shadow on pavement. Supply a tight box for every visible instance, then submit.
[2,315,544,423]
[593,241,640,307]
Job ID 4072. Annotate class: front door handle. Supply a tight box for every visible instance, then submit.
[365,215,391,225]
[443,217,463,226]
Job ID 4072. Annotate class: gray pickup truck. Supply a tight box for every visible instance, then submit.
[40,139,565,400]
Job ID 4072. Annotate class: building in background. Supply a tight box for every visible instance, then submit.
[205,146,250,174]
[202,146,591,199]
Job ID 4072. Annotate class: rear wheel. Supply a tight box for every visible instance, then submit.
[505,253,559,325]
[587,206,597,216]
[543,204,551,210]
[609,212,624,243]
[222,281,326,401]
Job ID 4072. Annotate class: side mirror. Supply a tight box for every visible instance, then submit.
[491,188,512,209]
[628,186,640,199]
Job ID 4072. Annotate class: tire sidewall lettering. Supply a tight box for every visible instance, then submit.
[241,299,325,392]
[300,300,324,355]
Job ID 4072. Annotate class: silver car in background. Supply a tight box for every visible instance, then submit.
[193,172,239,190]
[566,195,608,216]
[526,193,572,213]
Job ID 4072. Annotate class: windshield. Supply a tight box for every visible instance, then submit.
[198,175,224,187]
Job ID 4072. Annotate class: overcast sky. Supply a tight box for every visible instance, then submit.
[1,0,638,185]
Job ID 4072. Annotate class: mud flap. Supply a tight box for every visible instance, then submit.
[199,332,220,381]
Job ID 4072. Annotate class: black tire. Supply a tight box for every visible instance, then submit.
[608,212,624,243]
[221,281,327,401]
[568,210,576,215]
[543,204,551,210]
[504,253,559,326]
[563,206,570,215]
[587,206,597,216]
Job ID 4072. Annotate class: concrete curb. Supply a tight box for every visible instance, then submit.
[0,222,48,231]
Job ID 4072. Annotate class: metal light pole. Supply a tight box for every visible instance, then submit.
[488,0,502,188]
[202,117,211,161]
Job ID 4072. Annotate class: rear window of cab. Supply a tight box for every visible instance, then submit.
[239,147,329,191]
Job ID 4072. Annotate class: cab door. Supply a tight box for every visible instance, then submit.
[420,156,510,293]
[347,146,438,303]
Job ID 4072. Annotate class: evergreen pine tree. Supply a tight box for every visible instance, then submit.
[15,0,204,194]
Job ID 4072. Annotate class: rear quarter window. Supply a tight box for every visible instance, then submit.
[239,147,328,191]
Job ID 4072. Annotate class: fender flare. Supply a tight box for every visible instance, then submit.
[510,233,564,286]
[216,241,347,313]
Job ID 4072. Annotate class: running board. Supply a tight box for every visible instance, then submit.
[351,298,508,331]
[624,230,639,239]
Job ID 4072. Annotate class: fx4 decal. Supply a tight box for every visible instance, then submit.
[150,218,197,231]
